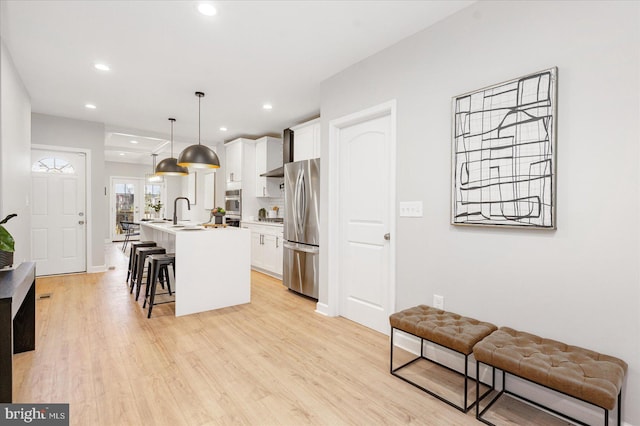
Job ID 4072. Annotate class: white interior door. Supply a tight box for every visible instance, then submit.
[336,108,395,335]
[31,149,87,276]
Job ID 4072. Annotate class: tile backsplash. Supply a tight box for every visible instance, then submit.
[254,196,284,220]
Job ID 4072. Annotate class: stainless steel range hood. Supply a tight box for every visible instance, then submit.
[260,128,293,178]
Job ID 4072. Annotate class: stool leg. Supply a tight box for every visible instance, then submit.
[137,257,151,301]
[161,265,172,296]
[127,245,135,283]
[159,267,166,290]
[130,249,140,290]
[131,252,145,295]
[122,232,129,252]
[143,260,157,308]
[147,265,160,318]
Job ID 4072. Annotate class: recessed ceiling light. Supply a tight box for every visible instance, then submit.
[94,63,110,71]
[262,103,273,110]
[198,3,217,16]
[119,153,125,156]
[219,127,227,131]
[130,140,138,144]
[85,104,97,109]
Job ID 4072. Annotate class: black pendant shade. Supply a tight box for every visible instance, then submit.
[177,144,220,169]
[177,92,220,169]
[156,118,189,176]
[156,156,189,176]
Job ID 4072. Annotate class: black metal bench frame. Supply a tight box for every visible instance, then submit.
[390,327,494,412]
[475,360,622,426]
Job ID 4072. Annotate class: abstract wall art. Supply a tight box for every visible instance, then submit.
[451,68,557,229]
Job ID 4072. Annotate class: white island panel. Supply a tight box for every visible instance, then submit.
[140,222,251,316]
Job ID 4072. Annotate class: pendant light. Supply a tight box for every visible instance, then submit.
[155,118,189,176]
[147,154,164,183]
[177,91,220,169]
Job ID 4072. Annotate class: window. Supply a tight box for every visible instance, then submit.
[32,157,75,174]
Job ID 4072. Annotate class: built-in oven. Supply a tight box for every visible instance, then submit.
[224,189,241,218]
[225,216,240,227]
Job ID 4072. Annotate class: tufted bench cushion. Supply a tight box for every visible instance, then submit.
[389,305,497,355]
[473,327,628,410]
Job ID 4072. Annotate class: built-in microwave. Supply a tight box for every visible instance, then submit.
[224,189,241,218]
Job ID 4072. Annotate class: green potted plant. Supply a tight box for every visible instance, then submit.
[0,213,17,269]
[147,200,163,218]
[211,207,226,224]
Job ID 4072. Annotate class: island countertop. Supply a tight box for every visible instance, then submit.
[139,221,251,316]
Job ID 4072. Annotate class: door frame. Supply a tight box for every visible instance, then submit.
[109,176,167,241]
[31,144,92,273]
[325,100,397,326]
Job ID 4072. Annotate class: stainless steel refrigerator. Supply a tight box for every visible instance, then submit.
[283,159,320,299]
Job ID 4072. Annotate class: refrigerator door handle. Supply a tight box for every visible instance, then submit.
[295,170,306,237]
[284,241,319,254]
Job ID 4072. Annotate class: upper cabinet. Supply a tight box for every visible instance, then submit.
[291,118,320,162]
[225,139,244,188]
[203,172,215,210]
[255,136,282,197]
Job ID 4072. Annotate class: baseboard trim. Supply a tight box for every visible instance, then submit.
[87,264,107,273]
[315,302,330,316]
[251,266,282,280]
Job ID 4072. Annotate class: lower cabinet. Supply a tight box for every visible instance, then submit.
[245,223,283,277]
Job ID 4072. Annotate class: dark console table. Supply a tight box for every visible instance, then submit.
[0,262,36,402]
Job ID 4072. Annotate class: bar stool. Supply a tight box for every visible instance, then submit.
[127,241,156,284]
[131,246,166,301]
[144,253,176,318]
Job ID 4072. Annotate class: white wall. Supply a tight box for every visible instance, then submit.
[31,113,106,271]
[320,1,639,424]
[0,40,31,265]
[105,160,147,180]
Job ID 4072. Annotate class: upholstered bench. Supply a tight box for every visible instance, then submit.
[389,305,497,412]
[473,327,628,426]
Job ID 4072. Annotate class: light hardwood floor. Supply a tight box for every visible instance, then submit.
[12,243,553,425]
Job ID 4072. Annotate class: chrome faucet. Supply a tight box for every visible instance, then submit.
[173,197,191,225]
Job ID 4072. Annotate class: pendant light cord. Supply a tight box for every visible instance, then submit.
[198,94,201,145]
[170,118,175,157]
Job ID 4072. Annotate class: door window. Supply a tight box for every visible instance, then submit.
[32,157,75,174]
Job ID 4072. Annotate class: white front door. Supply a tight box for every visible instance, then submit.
[333,102,396,335]
[31,149,87,276]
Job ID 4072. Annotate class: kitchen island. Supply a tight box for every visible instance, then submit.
[139,221,251,316]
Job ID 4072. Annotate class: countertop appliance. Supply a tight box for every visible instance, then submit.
[283,158,320,299]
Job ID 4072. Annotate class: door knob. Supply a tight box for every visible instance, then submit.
[384,233,390,241]
[79,221,85,225]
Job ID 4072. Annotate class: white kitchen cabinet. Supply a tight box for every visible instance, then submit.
[203,173,215,210]
[224,138,260,218]
[243,222,283,278]
[291,118,320,162]
[255,136,282,197]
[225,139,243,188]
[272,230,283,276]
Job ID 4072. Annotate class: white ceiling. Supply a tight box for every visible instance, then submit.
[1,0,473,164]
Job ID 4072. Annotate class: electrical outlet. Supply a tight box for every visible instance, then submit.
[433,294,444,310]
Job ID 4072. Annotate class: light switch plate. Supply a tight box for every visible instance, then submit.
[399,201,423,217]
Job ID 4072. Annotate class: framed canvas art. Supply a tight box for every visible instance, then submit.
[451,68,557,229]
